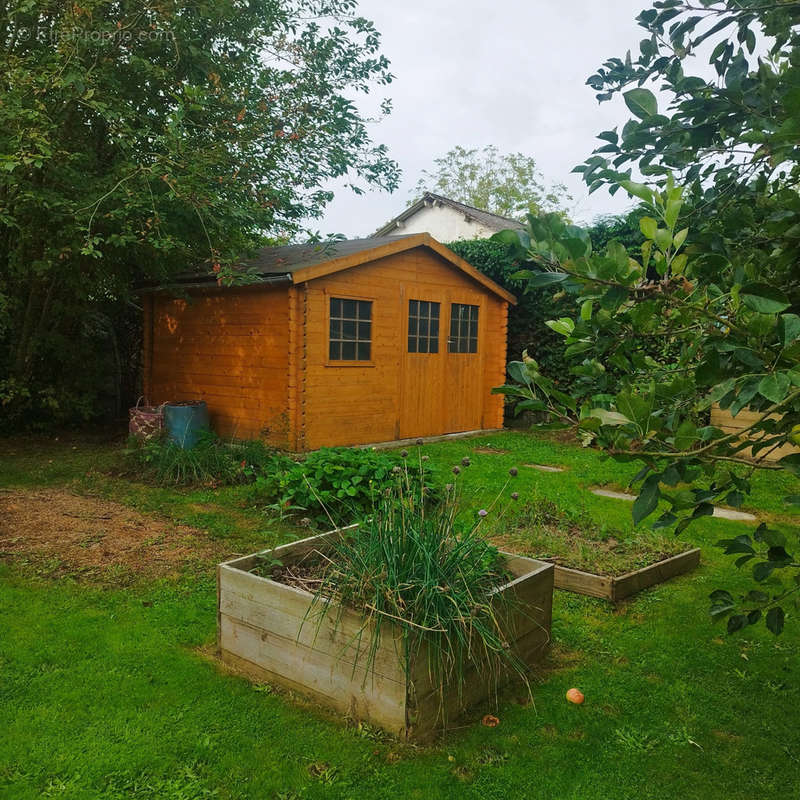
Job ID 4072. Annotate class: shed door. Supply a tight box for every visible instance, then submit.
[399,289,485,439]
[442,292,485,433]
[399,290,446,438]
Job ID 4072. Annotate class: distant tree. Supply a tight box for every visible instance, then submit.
[414,145,571,220]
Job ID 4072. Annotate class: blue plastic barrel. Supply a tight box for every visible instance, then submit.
[164,401,210,449]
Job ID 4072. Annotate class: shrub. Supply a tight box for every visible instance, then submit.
[124,432,288,486]
[250,446,440,526]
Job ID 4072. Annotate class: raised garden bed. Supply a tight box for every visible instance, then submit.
[550,548,701,601]
[491,498,700,601]
[217,528,554,741]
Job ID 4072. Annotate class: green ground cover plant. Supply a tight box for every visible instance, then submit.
[1,430,799,799]
[250,445,440,526]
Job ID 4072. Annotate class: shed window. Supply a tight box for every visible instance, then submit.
[329,297,372,361]
[408,300,440,353]
[448,303,479,353]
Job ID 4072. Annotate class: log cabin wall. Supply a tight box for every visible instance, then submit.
[298,246,508,450]
[710,404,799,462]
[144,286,292,445]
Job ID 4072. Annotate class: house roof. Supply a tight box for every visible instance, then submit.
[373,192,525,237]
[149,233,517,304]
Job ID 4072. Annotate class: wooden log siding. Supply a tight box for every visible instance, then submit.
[145,287,292,444]
[710,404,799,462]
[300,248,508,450]
[143,239,514,450]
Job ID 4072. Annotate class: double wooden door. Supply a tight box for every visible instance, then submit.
[398,286,485,439]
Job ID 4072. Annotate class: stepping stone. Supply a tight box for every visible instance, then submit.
[711,507,757,522]
[590,488,757,521]
[591,488,634,501]
[523,464,565,473]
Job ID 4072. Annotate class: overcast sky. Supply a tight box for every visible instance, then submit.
[318,0,651,238]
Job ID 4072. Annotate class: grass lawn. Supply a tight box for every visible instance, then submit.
[1,430,800,799]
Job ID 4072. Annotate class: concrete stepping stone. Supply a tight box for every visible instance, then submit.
[590,488,757,521]
[523,464,565,473]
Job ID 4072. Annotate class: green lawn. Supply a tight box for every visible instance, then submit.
[1,431,799,799]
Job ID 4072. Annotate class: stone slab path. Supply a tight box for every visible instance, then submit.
[589,488,757,522]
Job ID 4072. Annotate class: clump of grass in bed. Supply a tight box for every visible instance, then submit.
[489,493,686,576]
[302,449,532,724]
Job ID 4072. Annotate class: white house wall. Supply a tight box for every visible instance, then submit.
[389,205,498,241]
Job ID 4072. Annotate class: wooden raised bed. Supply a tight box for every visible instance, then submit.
[217,528,554,741]
[552,548,701,601]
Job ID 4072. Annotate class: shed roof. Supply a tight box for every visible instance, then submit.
[154,233,516,304]
[373,192,525,237]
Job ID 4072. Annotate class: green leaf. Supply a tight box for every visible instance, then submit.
[639,216,657,239]
[665,195,682,229]
[673,228,688,249]
[740,283,791,314]
[623,87,658,118]
[691,502,714,520]
[727,614,747,633]
[544,317,575,336]
[588,408,632,426]
[674,419,697,452]
[766,607,785,635]
[527,271,568,288]
[632,476,660,526]
[752,561,776,582]
[619,180,654,204]
[758,372,791,404]
[778,314,800,347]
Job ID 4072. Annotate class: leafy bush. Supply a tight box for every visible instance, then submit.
[124,432,288,487]
[250,446,440,526]
[448,219,647,407]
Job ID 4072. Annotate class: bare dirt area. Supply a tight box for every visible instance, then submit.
[0,488,230,583]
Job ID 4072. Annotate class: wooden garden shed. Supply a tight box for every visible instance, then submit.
[142,234,516,451]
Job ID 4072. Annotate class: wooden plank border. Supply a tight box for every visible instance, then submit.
[552,548,701,601]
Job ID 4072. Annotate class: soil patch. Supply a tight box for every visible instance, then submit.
[472,447,510,455]
[0,489,230,582]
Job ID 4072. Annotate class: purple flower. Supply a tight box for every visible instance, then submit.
[400,449,408,458]
[392,465,401,474]
[452,466,461,475]
[462,457,471,467]
[416,438,424,446]
[478,509,488,518]
[511,492,519,501]
[445,483,454,492]
[509,467,518,477]
[421,455,429,462]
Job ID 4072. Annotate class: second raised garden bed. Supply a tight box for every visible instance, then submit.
[492,497,701,601]
[552,548,701,601]
[217,528,554,741]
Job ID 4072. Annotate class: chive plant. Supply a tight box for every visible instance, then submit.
[304,445,531,725]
